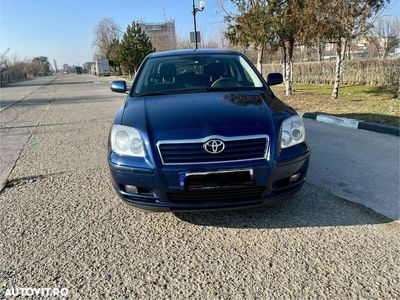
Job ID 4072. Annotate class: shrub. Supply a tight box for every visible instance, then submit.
[263,58,400,87]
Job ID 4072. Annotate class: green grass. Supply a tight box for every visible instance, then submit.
[271,84,399,126]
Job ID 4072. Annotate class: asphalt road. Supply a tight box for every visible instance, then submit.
[0,74,399,299]
[305,119,400,220]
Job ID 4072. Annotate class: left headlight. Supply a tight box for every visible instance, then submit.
[280,115,306,149]
[110,125,145,157]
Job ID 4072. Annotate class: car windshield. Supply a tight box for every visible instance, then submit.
[133,54,264,95]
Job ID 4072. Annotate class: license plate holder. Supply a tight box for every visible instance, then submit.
[179,169,254,191]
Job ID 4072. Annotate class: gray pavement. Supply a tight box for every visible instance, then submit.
[0,76,56,112]
[305,119,400,220]
[0,76,57,191]
[0,74,399,299]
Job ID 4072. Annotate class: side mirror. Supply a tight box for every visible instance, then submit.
[111,80,127,93]
[266,73,283,86]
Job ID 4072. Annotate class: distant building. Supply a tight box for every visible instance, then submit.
[83,62,95,73]
[139,20,176,51]
[62,64,69,71]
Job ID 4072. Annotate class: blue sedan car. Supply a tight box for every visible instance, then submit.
[108,49,310,212]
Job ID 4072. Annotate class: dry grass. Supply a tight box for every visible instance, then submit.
[271,84,399,126]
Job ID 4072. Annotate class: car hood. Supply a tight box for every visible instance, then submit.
[121,91,295,141]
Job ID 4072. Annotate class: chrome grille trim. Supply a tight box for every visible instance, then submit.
[156,134,270,165]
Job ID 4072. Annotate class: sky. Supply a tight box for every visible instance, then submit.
[1,0,399,67]
[0,0,234,66]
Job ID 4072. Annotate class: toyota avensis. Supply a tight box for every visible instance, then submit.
[108,49,310,212]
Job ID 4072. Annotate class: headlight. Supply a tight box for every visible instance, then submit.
[280,115,305,149]
[110,125,145,157]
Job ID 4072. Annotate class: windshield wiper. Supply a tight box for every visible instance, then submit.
[136,92,171,97]
[136,89,205,96]
[135,87,262,96]
[205,86,259,92]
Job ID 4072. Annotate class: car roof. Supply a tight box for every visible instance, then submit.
[148,48,241,58]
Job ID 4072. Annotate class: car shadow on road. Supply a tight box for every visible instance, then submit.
[173,183,392,229]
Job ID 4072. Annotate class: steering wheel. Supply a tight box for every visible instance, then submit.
[211,77,237,88]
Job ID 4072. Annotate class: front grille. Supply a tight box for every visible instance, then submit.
[167,186,266,202]
[157,135,269,165]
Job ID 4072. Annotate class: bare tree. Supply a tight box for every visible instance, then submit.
[93,18,121,60]
[225,0,304,95]
[218,26,228,48]
[31,56,51,76]
[370,16,400,58]
[176,34,192,49]
[225,1,277,75]
[397,83,400,99]
[199,24,227,48]
[307,0,387,99]
[0,52,54,84]
[202,37,222,48]
[176,33,223,49]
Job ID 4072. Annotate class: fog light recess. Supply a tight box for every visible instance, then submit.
[290,173,301,183]
[125,185,138,194]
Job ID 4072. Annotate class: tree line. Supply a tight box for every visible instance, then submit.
[224,0,388,99]
[93,0,392,99]
[92,18,227,74]
[0,55,52,83]
[92,18,153,77]
[368,16,400,59]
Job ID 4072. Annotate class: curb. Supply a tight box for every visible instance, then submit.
[300,112,400,137]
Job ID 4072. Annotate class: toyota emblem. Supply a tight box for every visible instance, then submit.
[204,139,225,154]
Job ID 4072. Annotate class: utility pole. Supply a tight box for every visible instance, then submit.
[192,0,205,49]
[53,59,58,73]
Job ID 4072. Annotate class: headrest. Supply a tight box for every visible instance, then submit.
[207,62,224,80]
[159,63,177,82]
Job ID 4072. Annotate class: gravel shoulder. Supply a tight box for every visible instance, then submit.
[1,170,398,299]
[0,74,399,299]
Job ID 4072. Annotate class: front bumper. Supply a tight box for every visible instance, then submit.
[108,143,310,212]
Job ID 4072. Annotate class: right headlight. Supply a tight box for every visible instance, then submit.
[110,124,145,157]
[280,115,305,149]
